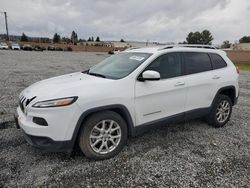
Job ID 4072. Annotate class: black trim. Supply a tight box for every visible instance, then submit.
[211,86,237,106]
[71,104,135,143]
[23,132,72,152]
[134,107,210,136]
[138,76,160,82]
[33,117,48,126]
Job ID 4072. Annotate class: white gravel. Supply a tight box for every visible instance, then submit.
[0,51,250,187]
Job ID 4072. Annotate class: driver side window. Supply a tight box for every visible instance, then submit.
[145,53,182,79]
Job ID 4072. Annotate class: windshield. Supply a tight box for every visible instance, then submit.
[88,52,152,79]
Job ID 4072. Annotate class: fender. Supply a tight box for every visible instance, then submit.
[70,104,135,148]
[211,85,237,107]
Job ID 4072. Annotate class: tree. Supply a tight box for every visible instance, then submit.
[239,36,250,43]
[78,38,86,42]
[96,36,100,42]
[53,33,61,43]
[186,30,213,45]
[120,39,125,42]
[221,40,231,49]
[71,31,78,44]
[201,30,213,45]
[20,33,28,42]
[87,37,92,42]
[61,37,71,44]
[91,37,94,41]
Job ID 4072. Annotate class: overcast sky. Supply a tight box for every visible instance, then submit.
[0,0,250,44]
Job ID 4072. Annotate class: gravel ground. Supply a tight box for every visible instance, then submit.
[0,51,250,187]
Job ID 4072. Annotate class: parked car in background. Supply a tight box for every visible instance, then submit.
[55,47,63,51]
[108,49,120,55]
[22,44,33,51]
[33,45,45,51]
[63,46,72,51]
[47,45,56,51]
[0,42,9,50]
[10,42,21,50]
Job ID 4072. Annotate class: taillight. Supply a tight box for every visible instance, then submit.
[236,66,240,74]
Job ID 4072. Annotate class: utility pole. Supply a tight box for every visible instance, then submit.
[0,11,9,41]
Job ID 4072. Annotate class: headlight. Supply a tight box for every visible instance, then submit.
[32,97,78,108]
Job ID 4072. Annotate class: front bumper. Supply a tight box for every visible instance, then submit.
[14,111,74,152]
[14,103,81,152]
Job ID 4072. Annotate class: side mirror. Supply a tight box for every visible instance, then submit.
[138,70,160,81]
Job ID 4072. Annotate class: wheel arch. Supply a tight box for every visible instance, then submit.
[70,104,135,148]
[212,86,237,107]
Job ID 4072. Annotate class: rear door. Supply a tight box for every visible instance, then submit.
[135,52,187,125]
[183,52,217,111]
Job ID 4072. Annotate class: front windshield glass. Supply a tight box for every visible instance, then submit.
[88,52,152,79]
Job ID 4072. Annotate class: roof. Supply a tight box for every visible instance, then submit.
[125,44,226,56]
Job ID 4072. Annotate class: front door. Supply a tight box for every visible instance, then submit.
[135,52,187,126]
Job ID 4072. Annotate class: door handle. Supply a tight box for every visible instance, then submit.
[174,82,185,86]
[212,75,221,79]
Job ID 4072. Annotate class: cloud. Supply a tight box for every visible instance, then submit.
[0,0,249,44]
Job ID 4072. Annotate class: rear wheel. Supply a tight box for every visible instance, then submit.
[78,111,127,160]
[206,94,232,127]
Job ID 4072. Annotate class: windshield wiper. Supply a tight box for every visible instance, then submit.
[87,72,106,78]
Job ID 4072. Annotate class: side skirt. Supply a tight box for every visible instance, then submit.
[134,107,211,136]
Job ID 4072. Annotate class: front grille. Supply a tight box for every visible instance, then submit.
[19,94,36,113]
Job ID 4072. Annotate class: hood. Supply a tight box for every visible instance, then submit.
[21,72,112,102]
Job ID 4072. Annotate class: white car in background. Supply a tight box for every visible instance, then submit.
[10,42,21,50]
[0,42,9,49]
[15,44,239,160]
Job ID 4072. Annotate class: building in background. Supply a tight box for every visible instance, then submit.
[231,43,250,51]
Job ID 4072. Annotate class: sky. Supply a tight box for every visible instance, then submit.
[0,0,250,44]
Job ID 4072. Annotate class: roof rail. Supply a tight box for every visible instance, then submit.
[158,44,216,50]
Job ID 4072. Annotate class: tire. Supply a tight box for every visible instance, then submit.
[206,94,232,128]
[78,111,128,160]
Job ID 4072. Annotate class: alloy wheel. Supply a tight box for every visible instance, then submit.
[89,120,121,154]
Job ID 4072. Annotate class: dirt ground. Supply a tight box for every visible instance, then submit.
[0,51,250,187]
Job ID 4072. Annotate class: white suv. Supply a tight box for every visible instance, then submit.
[15,45,239,160]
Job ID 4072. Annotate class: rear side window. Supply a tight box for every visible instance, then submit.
[184,52,212,74]
[210,53,227,69]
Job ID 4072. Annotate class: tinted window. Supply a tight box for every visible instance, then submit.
[210,53,227,69]
[145,53,182,79]
[184,52,212,74]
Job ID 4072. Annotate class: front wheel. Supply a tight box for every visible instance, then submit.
[78,111,128,160]
[206,94,232,127]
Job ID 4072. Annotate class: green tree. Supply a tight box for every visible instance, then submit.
[53,33,61,43]
[186,30,213,45]
[239,36,250,43]
[87,37,92,42]
[201,30,213,45]
[96,36,100,42]
[61,37,71,44]
[20,33,29,42]
[221,40,231,49]
[120,39,125,42]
